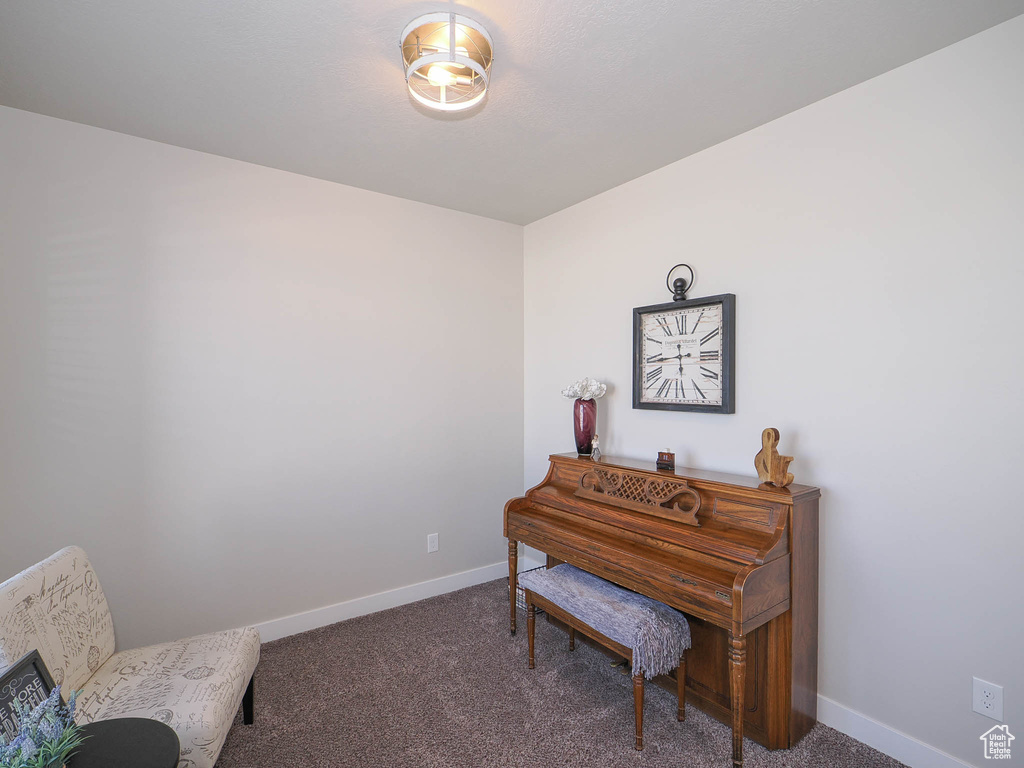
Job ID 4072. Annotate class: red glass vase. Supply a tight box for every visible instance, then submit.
[573,398,597,456]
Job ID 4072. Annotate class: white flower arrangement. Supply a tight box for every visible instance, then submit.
[561,377,607,401]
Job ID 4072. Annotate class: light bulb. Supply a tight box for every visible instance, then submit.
[427,65,457,87]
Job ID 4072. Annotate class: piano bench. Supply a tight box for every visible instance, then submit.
[518,564,691,751]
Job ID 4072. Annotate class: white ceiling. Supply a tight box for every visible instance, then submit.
[2,1,1022,224]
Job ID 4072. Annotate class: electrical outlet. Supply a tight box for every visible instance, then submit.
[973,677,1004,721]
[427,533,439,553]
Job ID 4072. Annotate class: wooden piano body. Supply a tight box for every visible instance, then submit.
[504,453,820,766]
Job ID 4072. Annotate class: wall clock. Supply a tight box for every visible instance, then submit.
[632,293,735,413]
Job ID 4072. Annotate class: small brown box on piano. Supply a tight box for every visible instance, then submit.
[656,450,675,471]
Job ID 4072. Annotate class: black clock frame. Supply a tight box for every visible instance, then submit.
[632,293,735,414]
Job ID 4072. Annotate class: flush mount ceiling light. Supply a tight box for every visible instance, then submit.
[401,12,493,112]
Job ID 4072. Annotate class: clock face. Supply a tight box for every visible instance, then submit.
[632,294,735,413]
[641,304,724,406]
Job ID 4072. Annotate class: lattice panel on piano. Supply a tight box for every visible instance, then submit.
[576,466,701,526]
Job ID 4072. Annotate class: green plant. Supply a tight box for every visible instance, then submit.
[0,687,84,768]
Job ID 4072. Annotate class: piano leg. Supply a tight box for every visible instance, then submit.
[508,539,518,635]
[729,633,747,767]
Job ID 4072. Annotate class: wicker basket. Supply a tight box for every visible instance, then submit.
[512,565,547,612]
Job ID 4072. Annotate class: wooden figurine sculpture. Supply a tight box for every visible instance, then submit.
[754,427,795,487]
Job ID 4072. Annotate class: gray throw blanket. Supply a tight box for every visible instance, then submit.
[518,564,691,679]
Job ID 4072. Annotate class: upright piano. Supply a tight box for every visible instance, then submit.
[504,453,820,767]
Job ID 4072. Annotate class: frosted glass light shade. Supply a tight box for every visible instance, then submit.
[401,13,493,112]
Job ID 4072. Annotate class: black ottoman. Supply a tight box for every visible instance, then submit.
[69,717,180,768]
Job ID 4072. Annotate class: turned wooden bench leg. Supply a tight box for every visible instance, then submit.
[632,673,644,750]
[677,651,686,722]
[568,627,575,651]
[527,602,536,669]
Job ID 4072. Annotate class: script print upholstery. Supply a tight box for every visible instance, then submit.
[77,628,261,768]
[1,548,260,768]
[0,546,115,692]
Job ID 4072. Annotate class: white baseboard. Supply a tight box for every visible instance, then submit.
[256,555,546,643]
[818,695,972,768]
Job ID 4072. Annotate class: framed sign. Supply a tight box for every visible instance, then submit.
[0,651,55,741]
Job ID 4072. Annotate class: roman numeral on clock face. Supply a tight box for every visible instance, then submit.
[700,350,720,362]
[700,366,719,380]
[646,367,662,383]
[701,327,720,345]
[691,379,706,399]
[675,314,686,335]
[656,380,672,398]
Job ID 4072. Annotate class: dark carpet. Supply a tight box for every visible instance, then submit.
[217,579,905,768]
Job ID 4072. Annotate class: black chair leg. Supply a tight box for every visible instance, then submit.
[242,675,254,725]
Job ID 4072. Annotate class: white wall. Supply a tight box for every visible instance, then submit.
[0,106,524,650]
[524,17,1023,768]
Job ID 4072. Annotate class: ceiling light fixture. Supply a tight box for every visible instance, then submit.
[401,13,493,112]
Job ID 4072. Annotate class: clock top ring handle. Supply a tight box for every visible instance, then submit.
[666,264,695,301]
